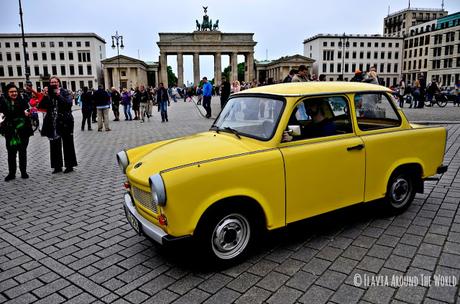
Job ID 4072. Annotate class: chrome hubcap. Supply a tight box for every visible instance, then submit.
[212,214,250,260]
[391,177,410,207]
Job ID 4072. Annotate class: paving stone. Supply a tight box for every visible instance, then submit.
[363,285,395,304]
[266,286,302,304]
[227,272,260,293]
[392,243,418,258]
[274,258,305,276]
[247,259,278,276]
[197,273,233,293]
[439,252,460,269]
[342,245,368,261]
[298,285,333,304]
[285,270,317,291]
[203,287,240,304]
[412,254,438,271]
[255,270,289,291]
[384,255,411,272]
[367,244,393,259]
[168,274,204,296]
[58,285,83,299]
[330,284,364,304]
[234,286,270,304]
[124,290,150,304]
[302,258,331,275]
[357,256,385,273]
[172,288,210,304]
[4,278,44,299]
[394,285,427,304]
[32,278,70,299]
[33,293,66,304]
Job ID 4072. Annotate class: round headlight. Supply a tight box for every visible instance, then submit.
[149,174,167,206]
[116,151,129,174]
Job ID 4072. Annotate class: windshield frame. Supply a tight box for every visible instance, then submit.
[211,93,287,141]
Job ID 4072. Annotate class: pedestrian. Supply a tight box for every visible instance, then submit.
[93,85,111,131]
[38,76,77,174]
[80,87,93,131]
[283,69,296,83]
[196,86,203,105]
[350,69,363,82]
[91,88,97,123]
[0,83,33,181]
[137,85,150,122]
[132,87,141,120]
[231,80,241,93]
[202,77,213,118]
[170,84,179,103]
[398,77,406,108]
[111,87,121,121]
[156,83,169,122]
[291,65,310,82]
[220,76,231,109]
[120,88,132,120]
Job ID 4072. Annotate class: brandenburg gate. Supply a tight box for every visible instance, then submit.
[156,7,256,86]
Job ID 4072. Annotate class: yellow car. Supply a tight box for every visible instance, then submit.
[117,82,447,264]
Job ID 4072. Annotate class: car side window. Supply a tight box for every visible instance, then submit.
[286,96,352,141]
[354,93,401,131]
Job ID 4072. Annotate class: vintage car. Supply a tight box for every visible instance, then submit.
[117,82,447,264]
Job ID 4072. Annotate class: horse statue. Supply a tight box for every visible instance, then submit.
[213,19,219,31]
[195,20,201,31]
[200,14,212,31]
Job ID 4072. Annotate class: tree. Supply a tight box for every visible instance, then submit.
[223,63,246,82]
[167,66,177,87]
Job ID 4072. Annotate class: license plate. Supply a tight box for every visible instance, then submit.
[125,206,141,235]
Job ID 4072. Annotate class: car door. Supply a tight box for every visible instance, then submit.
[280,95,365,224]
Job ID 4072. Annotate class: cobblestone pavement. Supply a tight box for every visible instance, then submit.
[1,96,459,304]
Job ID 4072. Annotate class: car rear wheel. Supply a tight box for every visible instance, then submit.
[385,171,416,213]
[196,207,255,265]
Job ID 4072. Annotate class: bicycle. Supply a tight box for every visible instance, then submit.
[424,93,448,108]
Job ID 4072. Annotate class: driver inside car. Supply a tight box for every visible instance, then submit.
[282,98,336,142]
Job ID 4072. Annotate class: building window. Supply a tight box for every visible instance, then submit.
[388,52,392,59]
[360,42,364,47]
[414,49,417,57]
[88,80,93,89]
[42,52,48,60]
[374,42,378,47]
[87,65,92,75]
[359,63,363,72]
[69,65,75,75]
[345,63,349,73]
[41,42,46,47]
[322,63,327,73]
[43,66,49,76]
[345,52,349,59]
[0,67,4,77]
[394,63,398,73]
[68,41,73,47]
[387,63,391,73]
[389,42,393,48]
[6,53,12,61]
[33,52,38,61]
[79,81,84,89]
[50,41,55,48]
[68,52,74,60]
[425,47,428,56]
[5,42,10,48]
[78,65,84,75]
[60,65,66,75]
[367,42,371,47]
[59,41,64,47]
[15,52,21,61]
[331,42,335,47]
[32,42,37,48]
[52,65,57,75]
[329,63,334,73]
[367,51,371,59]
[359,51,364,59]
[351,63,356,72]
[352,51,356,59]
[323,41,327,47]
[76,41,81,47]
[14,42,19,48]
[374,52,378,59]
[51,52,56,61]
[8,66,13,76]
[17,66,22,76]
[337,51,342,59]
[380,63,384,73]
[34,66,39,76]
[85,41,90,47]
[337,63,341,73]
[424,59,427,68]
[0,53,2,61]
[353,42,357,47]
[59,52,65,60]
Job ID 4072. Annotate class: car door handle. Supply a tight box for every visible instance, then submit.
[347,144,364,151]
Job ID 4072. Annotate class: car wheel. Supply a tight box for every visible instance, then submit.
[197,208,254,265]
[385,171,416,213]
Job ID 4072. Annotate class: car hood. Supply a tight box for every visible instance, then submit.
[127,131,266,184]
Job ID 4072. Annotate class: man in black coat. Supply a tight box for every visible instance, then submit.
[220,77,231,110]
[80,87,93,131]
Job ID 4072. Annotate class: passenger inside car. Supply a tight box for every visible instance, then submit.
[282,98,336,142]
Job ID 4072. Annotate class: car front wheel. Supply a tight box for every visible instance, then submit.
[196,208,254,265]
[385,171,416,213]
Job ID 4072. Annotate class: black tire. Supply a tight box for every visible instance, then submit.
[196,206,255,266]
[437,95,448,107]
[385,171,416,214]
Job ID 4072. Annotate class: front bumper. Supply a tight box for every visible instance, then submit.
[123,193,192,245]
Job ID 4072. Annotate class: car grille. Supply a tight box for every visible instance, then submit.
[132,186,158,214]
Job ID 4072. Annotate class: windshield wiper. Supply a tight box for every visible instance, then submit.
[223,127,241,139]
[209,125,220,133]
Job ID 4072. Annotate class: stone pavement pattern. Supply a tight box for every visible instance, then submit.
[0,97,459,304]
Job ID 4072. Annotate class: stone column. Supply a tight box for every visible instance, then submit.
[193,52,200,85]
[177,53,184,87]
[214,52,221,85]
[159,52,168,87]
[245,52,254,83]
[231,52,238,82]
[113,67,119,89]
[103,67,109,89]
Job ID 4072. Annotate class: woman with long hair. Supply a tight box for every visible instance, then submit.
[0,83,33,181]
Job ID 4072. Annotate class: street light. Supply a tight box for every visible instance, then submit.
[111,31,124,89]
[18,0,29,81]
[338,33,349,81]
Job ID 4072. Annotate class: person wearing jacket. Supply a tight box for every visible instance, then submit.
[202,77,213,118]
[93,86,111,131]
[0,83,33,181]
[80,87,93,131]
[120,88,132,120]
[156,83,169,122]
[38,76,77,174]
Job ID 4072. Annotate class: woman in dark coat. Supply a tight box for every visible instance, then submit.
[0,83,33,181]
[38,76,77,173]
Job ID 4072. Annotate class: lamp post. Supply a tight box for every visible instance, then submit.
[111,31,124,89]
[18,0,29,81]
[339,33,349,81]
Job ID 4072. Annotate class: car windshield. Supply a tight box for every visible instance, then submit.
[212,96,284,140]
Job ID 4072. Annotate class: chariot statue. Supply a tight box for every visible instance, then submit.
[195,7,219,31]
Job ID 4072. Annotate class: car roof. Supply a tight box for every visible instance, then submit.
[236,82,392,97]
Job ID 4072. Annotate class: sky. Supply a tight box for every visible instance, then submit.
[1,0,459,83]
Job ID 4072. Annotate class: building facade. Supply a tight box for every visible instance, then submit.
[303,34,403,86]
[102,55,158,89]
[383,7,446,37]
[0,33,106,92]
[255,54,314,84]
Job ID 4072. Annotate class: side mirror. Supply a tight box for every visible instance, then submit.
[287,125,301,136]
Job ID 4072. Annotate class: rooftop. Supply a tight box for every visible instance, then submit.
[0,33,106,43]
